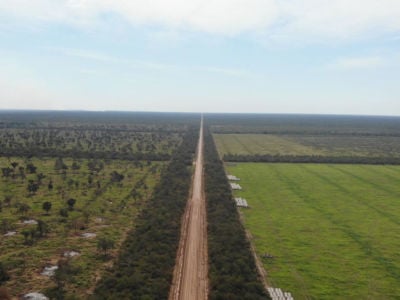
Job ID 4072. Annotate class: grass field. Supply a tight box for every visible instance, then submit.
[214,134,400,158]
[227,163,400,299]
[0,157,163,297]
[214,134,324,156]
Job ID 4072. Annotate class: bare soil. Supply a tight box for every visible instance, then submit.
[169,119,208,300]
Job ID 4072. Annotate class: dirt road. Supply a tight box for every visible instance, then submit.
[169,117,208,300]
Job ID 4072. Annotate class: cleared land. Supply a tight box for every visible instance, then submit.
[0,157,162,297]
[170,119,208,300]
[227,163,400,299]
[214,134,323,156]
[214,134,400,158]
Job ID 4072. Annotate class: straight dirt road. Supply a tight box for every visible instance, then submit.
[169,117,208,300]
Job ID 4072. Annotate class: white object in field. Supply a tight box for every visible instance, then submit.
[81,232,96,238]
[267,287,294,300]
[23,292,49,300]
[227,174,240,181]
[41,265,58,277]
[64,250,80,257]
[234,197,248,208]
[23,219,38,225]
[4,231,17,236]
[230,183,242,190]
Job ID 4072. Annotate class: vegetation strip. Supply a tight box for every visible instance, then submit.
[92,126,199,299]
[203,127,268,300]
[223,154,400,165]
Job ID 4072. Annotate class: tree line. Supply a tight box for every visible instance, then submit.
[223,154,400,165]
[92,126,199,299]
[0,148,171,161]
[204,128,269,300]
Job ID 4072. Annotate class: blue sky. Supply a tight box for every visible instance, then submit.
[0,0,400,115]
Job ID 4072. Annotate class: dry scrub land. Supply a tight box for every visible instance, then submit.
[0,157,163,297]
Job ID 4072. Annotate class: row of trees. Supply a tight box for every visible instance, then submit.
[0,128,182,159]
[204,128,269,300]
[223,154,400,165]
[92,126,199,299]
[0,148,171,161]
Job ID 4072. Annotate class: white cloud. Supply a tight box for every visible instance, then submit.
[327,56,387,70]
[53,46,248,76]
[1,0,400,39]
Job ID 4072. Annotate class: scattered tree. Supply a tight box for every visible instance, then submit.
[59,208,69,218]
[67,198,76,211]
[97,237,115,256]
[26,163,37,174]
[0,262,10,284]
[110,171,124,183]
[54,157,68,171]
[36,219,50,237]
[48,180,53,191]
[27,180,39,195]
[17,203,30,215]
[42,201,52,215]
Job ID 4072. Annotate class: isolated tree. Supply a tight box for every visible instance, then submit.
[1,167,12,178]
[17,203,30,215]
[71,161,81,170]
[21,229,35,245]
[36,220,50,237]
[59,208,69,218]
[54,157,68,171]
[97,237,115,256]
[48,180,53,191]
[0,219,14,234]
[67,198,76,211]
[27,180,39,195]
[110,171,124,183]
[0,262,10,284]
[3,195,12,207]
[10,162,18,170]
[36,172,45,183]
[53,258,81,294]
[18,166,25,179]
[42,201,52,215]
[25,163,37,174]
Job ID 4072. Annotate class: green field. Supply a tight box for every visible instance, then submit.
[227,163,400,299]
[0,157,163,297]
[214,134,324,156]
[214,134,400,158]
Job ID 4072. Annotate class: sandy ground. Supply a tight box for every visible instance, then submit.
[169,118,208,300]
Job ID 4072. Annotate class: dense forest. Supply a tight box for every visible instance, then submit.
[203,127,269,300]
[92,125,199,299]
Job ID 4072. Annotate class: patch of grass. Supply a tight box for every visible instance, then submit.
[227,163,400,299]
[214,134,400,159]
[214,134,322,157]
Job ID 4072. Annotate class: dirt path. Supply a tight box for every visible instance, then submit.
[169,117,208,300]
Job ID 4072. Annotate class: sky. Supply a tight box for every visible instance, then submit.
[0,0,400,115]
